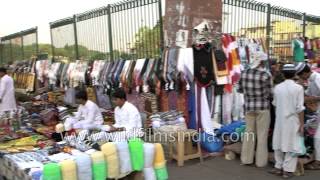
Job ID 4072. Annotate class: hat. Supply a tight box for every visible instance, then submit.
[282,64,296,72]
[251,52,268,69]
[295,62,307,74]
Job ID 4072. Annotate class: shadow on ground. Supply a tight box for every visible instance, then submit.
[168,156,320,180]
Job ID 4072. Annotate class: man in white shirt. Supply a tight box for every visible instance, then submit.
[0,67,17,114]
[270,64,305,178]
[107,88,143,141]
[64,90,104,131]
[296,63,320,169]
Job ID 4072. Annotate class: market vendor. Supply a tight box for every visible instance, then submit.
[296,63,320,169]
[104,88,143,141]
[63,90,104,131]
[0,67,17,113]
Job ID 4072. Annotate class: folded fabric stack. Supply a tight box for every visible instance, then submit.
[305,111,320,137]
[150,111,187,132]
[1,139,168,180]
[57,106,72,122]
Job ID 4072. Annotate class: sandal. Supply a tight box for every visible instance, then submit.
[268,168,282,176]
[283,172,294,179]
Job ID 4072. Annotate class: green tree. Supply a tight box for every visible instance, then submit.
[133,23,161,59]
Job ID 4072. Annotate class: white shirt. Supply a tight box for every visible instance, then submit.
[272,80,305,153]
[75,100,103,125]
[306,72,320,98]
[114,101,142,131]
[0,75,17,112]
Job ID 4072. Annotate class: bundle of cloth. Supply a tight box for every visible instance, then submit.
[150,110,187,132]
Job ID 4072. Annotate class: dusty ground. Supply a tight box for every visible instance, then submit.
[168,156,320,180]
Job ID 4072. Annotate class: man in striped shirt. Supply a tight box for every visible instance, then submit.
[238,53,273,167]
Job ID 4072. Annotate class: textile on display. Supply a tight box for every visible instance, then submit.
[101,142,120,178]
[143,143,156,180]
[60,159,77,180]
[74,152,92,180]
[90,151,108,180]
[128,138,145,171]
[43,163,62,180]
[154,143,168,180]
[115,142,133,175]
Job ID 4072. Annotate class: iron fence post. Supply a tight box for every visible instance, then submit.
[9,40,13,63]
[21,34,24,60]
[266,4,271,60]
[35,27,39,57]
[73,15,79,60]
[158,0,164,53]
[302,13,306,37]
[107,5,114,61]
[50,28,55,60]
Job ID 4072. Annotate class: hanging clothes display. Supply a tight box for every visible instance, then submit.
[292,38,305,62]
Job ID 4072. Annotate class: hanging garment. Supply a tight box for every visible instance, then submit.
[232,86,245,121]
[64,87,76,106]
[116,142,132,175]
[272,80,305,154]
[177,48,194,90]
[222,92,233,125]
[126,60,137,91]
[95,85,112,109]
[162,49,170,87]
[195,84,214,134]
[119,60,131,87]
[213,95,221,124]
[138,59,150,91]
[212,50,228,85]
[237,37,250,68]
[48,62,61,86]
[193,45,215,87]
[90,151,108,180]
[113,59,126,86]
[101,143,120,179]
[60,159,77,180]
[108,61,120,87]
[166,48,179,90]
[143,59,156,93]
[188,83,197,129]
[91,60,106,86]
[133,59,147,91]
[0,74,17,112]
[293,39,305,62]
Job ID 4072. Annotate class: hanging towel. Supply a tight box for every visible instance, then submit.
[43,163,62,180]
[115,142,133,175]
[74,153,92,180]
[91,151,108,180]
[153,143,166,168]
[101,142,120,178]
[128,138,145,171]
[60,159,77,180]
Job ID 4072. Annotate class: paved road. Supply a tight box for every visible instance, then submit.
[168,157,320,180]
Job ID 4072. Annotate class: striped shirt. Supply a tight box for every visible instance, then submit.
[238,68,272,112]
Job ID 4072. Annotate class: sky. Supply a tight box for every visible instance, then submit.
[0,0,319,44]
